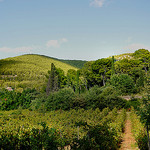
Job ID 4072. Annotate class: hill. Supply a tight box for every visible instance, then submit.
[35,54,87,69]
[0,54,78,91]
[59,59,87,69]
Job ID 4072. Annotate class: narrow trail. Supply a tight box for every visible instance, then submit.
[120,112,139,150]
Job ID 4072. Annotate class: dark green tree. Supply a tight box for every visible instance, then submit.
[46,63,56,95]
[110,74,136,94]
[111,56,115,76]
[92,58,112,86]
[115,59,141,75]
[76,70,80,94]
[67,69,77,91]
[132,49,150,73]
[46,63,66,96]
[81,61,94,88]
[136,71,145,89]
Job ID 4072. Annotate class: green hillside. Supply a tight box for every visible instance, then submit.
[59,59,87,69]
[0,54,78,91]
[37,55,87,69]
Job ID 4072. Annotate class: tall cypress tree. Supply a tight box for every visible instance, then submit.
[46,63,58,96]
[76,70,80,94]
[111,56,115,76]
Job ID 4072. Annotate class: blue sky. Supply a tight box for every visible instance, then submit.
[0,0,150,60]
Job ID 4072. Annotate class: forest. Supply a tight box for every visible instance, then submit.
[0,49,150,150]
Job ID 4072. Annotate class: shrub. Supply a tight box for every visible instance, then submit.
[0,88,38,110]
[110,74,136,94]
[130,108,148,150]
[45,88,75,111]
[0,122,58,150]
[85,86,126,110]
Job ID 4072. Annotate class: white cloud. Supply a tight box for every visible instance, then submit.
[0,46,35,53]
[0,0,4,2]
[123,43,150,52]
[46,40,59,48]
[46,38,68,48]
[90,0,105,7]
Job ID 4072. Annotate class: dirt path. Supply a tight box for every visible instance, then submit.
[120,112,139,150]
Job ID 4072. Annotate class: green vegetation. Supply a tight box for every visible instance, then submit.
[0,49,150,149]
[0,54,77,91]
[0,108,126,149]
[110,74,136,94]
[0,88,38,110]
[130,108,148,150]
[59,59,87,69]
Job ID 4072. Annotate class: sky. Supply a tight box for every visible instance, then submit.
[0,0,150,61]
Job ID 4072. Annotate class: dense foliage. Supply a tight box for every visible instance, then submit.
[59,59,87,69]
[0,108,126,150]
[130,108,148,150]
[33,86,126,111]
[0,88,38,110]
[110,74,136,94]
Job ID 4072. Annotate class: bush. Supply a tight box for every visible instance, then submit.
[45,88,75,111]
[130,108,148,150]
[85,86,126,110]
[110,74,136,94]
[0,122,59,150]
[72,124,117,150]
[125,98,141,110]
[84,85,103,109]
[72,109,126,150]
[0,88,38,110]
[34,85,126,111]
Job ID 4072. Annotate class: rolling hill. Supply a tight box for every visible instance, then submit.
[59,59,87,69]
[36,55,87,69]
[0,54,78,91]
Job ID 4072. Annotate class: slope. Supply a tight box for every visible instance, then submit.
[59,59,87,69]
[0,54,78,91]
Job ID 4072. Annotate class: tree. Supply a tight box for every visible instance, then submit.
[132,49,150,73]
[46,63,56,95]
[115,59,141,75]
[76,70,80,94]
[92,58,112,86]
[111,56,115,76]
[66,69,77,91]
[46,63,66,96]
[110,74,136,94]
[136,71,145,89]
[81,61,95,88]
